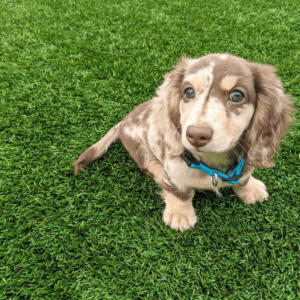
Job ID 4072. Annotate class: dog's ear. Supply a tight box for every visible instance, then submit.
[165,56,190,129]
[245,63,293,168]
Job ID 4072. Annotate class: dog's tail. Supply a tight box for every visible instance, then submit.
[73,122,121,174]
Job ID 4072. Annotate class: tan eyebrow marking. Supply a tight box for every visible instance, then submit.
[220,76,238,91]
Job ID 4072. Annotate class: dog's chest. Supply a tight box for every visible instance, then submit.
[165,157,231,191]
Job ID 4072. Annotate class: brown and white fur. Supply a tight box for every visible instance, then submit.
[74,54,293,232]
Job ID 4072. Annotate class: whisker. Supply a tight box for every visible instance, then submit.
[231,148,239,159]
[238,136,250,147]
[236,141,249,156]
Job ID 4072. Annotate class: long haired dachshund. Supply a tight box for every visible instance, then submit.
[74,54,293,231]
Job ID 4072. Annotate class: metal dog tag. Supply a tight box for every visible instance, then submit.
[211,172,218,187]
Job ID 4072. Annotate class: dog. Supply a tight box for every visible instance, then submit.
[74,53,293,232]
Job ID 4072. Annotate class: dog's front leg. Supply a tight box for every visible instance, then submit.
[233,176,269,205]
[162,189,196,232]
[141,159,197,231]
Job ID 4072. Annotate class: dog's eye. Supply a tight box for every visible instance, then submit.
[185,88,195,99]
[230,90,244,102]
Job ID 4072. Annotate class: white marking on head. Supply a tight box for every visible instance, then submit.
[220,54,227,60]
[180,61,215,131]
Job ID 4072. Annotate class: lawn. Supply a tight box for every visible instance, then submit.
[1,0,300,298]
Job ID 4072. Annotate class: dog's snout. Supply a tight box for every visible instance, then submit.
[186,126,214,147]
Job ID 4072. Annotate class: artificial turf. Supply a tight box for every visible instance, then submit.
[1,0,300,298]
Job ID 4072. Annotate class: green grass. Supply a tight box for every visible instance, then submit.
[1,0,300,298]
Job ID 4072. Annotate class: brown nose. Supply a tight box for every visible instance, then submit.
[186,126,214,147]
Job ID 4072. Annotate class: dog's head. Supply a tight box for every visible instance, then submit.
[164,54,293,168]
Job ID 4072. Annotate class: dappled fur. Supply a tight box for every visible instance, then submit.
[245,63,293,168]
[74,53,293,231]
[165,58,293,169]
[166,57,191,129]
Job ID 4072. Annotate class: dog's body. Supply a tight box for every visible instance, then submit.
[74,54,293,231]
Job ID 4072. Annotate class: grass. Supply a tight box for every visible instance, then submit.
[1,0,300,298]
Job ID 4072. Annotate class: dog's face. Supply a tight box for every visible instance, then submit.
[179,54,256,155]
[166,54,292,168]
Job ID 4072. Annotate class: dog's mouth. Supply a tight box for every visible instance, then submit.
[189,137,241,155]
[185,145,213,154]
[195,149,205,153]
[189,146,229,156]
[188,147,208,155]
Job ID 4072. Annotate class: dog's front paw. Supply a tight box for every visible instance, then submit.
[233,176,269,205]
[163,207,197,232]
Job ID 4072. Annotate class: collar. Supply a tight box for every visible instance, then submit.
[180,150,245,186]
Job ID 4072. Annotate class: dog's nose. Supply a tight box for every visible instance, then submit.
[186,126,214,147]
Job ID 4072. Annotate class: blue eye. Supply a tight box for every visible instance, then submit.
[230,90,244,102]
[185,88,195,99]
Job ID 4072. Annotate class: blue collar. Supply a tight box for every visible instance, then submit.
[180,150,245,186]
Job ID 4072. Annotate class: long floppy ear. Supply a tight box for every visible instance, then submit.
[245,63,293,168]
[165,56,190,129]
